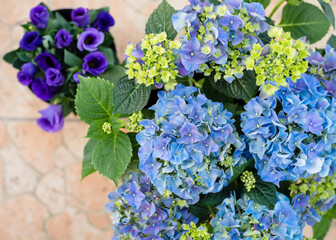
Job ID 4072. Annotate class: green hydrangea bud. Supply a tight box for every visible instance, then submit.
[241,171,256,192]
[102,122,112,134]
[126,111,144,132]
[181,222,211,240]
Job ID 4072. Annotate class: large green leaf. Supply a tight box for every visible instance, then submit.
[328,35,336,49]
[98,46,116,65]
[145,0,177,40]
[246,178,277,207]
[81,139,97,180]
[55,12,71,31]
[75,76,114,124]
[279,2,330,44]
[318,0,335,29]
[92,131,132,185]
[326,205,336,218]
[313,215,332,240]
[101,65,126,85]
[286,0,302,6]
[64,49,83,67]
[3,49,19,65]
[209,70,258,101]
[113,76,151,114]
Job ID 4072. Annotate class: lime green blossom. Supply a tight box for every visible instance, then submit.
[246,27,310,95]
[241,171,256,192]
[102,122,112,134]
[125,32,181,90]
[181,222,211,240]
[126,111,143,132]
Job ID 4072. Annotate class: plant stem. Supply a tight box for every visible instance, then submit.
[269,0,286,18]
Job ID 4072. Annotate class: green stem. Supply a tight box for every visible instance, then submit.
[269,0,286,18]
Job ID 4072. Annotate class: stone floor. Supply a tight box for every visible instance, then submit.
[0,0,335,239]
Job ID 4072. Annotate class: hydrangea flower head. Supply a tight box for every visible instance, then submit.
[105,173,198,239]
[137,84,246,204]
[212,192,303,240]
[125,32,181,90]
[241,74,336,185]
[172,0,268,82]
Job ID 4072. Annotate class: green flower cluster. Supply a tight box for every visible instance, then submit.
[126,111,143,132]
[246,27,310,95]
[290,172,336,207]
[102,122,112,134]
[241,171,256,192]
[125,32,181,90]
[181,222,211,240]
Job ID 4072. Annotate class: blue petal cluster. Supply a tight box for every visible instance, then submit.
[105,173,198,239]
[137,84,246,204]
[241,74,336,185]
[212,192,303,240]
[172,0,268,82]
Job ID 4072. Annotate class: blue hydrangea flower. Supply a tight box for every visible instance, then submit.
[105,173,198,239]
[212,192,303,240]
[241,74,336,185]
[137,84,246,204]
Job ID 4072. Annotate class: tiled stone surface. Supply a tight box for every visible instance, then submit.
[0,0,334,240]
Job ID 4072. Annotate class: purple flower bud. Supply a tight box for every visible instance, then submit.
[31,77,59,101]
[83,51,108,75]
[71,7,90,28]
[77,28,105,52]
[45,68,65,87]
[30,5,49,29]
[73,72,83,83]
[35,52,61,71]
[19,31,42,51]
[17,62,37,86]
[54,29,73,49]
[92,11,115,32]
[37,105,64,133]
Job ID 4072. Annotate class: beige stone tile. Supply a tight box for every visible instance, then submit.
[0,143,39,195]
[104,229,114,240]
[0,157,3,203]
[0,122,7,148]
[0,194,48,240]
[0,0,41,25]
[7,122,61,173]
[46,213,73,240]
[0,23,11,55]
[88,212,110,230]
[36,169,65,214]
[54,145,77,168]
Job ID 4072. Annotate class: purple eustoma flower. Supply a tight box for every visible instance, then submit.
[82,51,108,75]
[30,5,49,29]
[19,31,42,51]
[45,68,65,87]
[35,52,61,71]
[92,11,115,32]
[178,37,208,72]
[77,28,105,52]
[71,7,90,28]
[73,72,83,84]
[37,105,64,133]
[31,77,59,101]
[17,62,37,86]
[54,29,73,49]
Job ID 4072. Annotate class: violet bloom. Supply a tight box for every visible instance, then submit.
[45,68,65,87]
[77,28,105,52]
[92,11,115,32]
[54,29,73,49]
[82,51,108,75]
[123,181,146,209]
[304,110,325,135]
[71,7,90,28]
[19,31,42,51]
[37,105,64,133]
[35,52,61,71]
[73,72,83,83]
[31,77,58,101]
[30,5,49,29]
[178,36,208,72]
[17,62,37,86]
[220,15,244,30]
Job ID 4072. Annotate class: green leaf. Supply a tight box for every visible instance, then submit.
[55,12,71,31]
[209,0,221,5]
[98,46,116,65]
[326,204,336,218]
[327,35,336,49]
[16,52,31,62]
[209,70,258,101]
[313,215,332,240]
[64,49,83,67]
[318,0,335,28]
[81,139,97,180]
[75,76,114,124]
[246,178,277,207]
[86,120,107,140]
[228,159,253,185]
[113,76,151,115]
[145,0,177,40]
[279,2,330,44]
[246,0,271,8]
[3,49,19,64]
[286,0,302,6]
[101,65,126,85]
[92,131,132,185]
